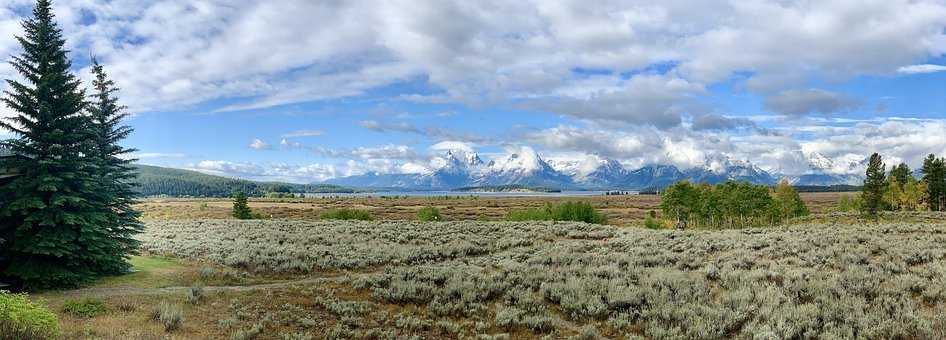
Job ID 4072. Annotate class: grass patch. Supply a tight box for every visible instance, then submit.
[93,255,188,289]
[62,298,108,318]
[417,207,442,221]
[320,208,373,221]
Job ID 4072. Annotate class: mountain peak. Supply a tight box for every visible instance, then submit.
[326,150,859,190]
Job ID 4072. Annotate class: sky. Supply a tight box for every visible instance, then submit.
[0,0,945,183]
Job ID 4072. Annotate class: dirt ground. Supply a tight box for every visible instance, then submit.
[136,192,848,226]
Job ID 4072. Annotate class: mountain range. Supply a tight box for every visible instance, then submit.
[324,148,868,191]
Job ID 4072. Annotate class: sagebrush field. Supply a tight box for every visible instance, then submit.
[37,217,946,339]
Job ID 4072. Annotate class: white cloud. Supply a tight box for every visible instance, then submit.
[0,0,940,125]
[281,130,324,138]
[429,141,475,154]
[897,64,946,74]
[180,117,946,182]
[190,160,339,183]
[248,139,271,150]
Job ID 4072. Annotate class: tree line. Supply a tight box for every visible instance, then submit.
[134,164,354,198]
[857,153,946,219]
[659,180,808,229]
[0,0,139,289]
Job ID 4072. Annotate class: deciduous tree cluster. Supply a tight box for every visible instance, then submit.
[659,180,808,229]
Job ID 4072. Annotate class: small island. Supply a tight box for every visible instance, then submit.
[451,184,562,193]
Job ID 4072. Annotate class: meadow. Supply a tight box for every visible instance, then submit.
[134,192,843,226]
[31,214,946,339]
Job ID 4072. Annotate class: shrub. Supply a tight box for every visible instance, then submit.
[507,202,607,224]
[644,215,662,230]
[62,297,108,318]
[231,323,264,340]
[0,291,60,339]
[187,282,205,305]
[320,209,373,221]
[550,202,607,224]
[199,266,216,279]
[115,299,136,313]
[417,207,442,221]
[151,301,184,332]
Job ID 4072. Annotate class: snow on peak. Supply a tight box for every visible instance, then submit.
[490,146,546,174]
[804,151,866,175]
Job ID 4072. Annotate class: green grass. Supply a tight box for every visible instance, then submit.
[505,208,552,222]
[320,208,373,221]
[506,202,608,224]
[93,256,188,289]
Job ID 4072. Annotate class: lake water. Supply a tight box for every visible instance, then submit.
[303,190,631,198]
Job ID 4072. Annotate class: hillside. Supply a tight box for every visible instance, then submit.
[134,164,355,197]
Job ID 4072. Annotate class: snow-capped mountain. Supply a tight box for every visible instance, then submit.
[549,155,629,189]
[325,150,862,190]
[477,148,575,187]
[785,152,865,186]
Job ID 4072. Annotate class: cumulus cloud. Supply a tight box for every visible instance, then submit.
[190,160,339,183]
[249,139,271,150]
[191,160,267,178]
[763,89,860,116]
[360,120,493,144]
[524,74,704,128]
[429,141,475,154]
[690,114,756,131]
[2,1,944,180]
[0,0,940,125]
[897,64,946,74]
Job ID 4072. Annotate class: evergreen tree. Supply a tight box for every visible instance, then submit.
[921,154,946,211]
[862,153,886,220]
[232,191,253,219]
[889,163,912,189]
[0,0,103,288]
[86,58,143,274]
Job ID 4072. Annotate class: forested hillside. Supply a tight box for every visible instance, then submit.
[134,164,354,197]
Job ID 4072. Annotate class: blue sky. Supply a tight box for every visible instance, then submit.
[1,0,946,183]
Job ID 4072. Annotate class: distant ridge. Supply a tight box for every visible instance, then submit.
[133,164,355,197]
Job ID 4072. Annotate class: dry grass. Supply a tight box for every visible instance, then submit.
[136,192,844,226]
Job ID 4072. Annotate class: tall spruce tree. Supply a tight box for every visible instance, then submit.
[0,0,103,289]
[921,154,946,211]
[862,153,886,220]
[86,58,143,274]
